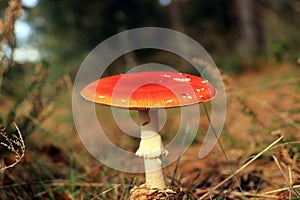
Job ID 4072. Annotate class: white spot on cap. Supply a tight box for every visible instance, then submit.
[199,95,204,98]
[181,93,192,100]
[121,99,126,103]
[201,87,205,91]
[98,95,105,99]
[166,99,173,104]
[162,74,171,78]
[201,80,208,84]
[196,88,201,92]
[173,77,191,82]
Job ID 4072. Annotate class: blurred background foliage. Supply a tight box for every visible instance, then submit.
[3,0,298,74]
[32,0,300,73]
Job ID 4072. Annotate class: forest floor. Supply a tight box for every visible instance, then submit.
[0,63,300,199]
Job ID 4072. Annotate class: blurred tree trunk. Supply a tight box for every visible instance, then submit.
[169,0,184,32]
[235,0,264,57]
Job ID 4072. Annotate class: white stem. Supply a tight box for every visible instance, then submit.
[136,109,167,189]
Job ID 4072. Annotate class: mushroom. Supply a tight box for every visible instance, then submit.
[80,71,216,190]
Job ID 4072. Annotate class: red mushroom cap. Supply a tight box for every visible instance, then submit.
[81,71,216,109]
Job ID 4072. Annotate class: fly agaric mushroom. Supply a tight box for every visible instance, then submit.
[80,71,216,190]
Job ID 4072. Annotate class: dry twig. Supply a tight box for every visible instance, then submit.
[0,123,25,172]
[199,136,284,199]
[272,155,300,198]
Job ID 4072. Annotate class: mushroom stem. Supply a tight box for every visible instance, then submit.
[136,109,167,189]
